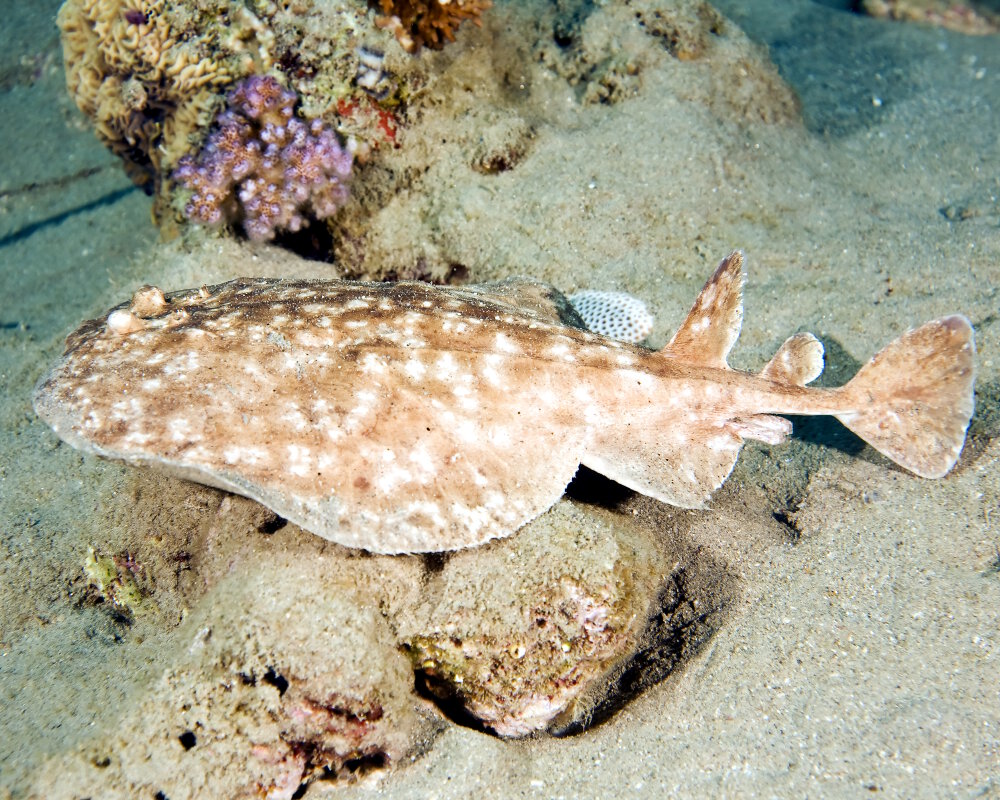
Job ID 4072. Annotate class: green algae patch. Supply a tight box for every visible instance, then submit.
[83,546,154,619]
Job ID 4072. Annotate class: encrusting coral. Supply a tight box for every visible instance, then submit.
[567,290,655,344]
[56,0,248,190]
[173,75,354,241]
[376,0,492,52]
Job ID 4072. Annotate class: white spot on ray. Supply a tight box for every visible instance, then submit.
[404,500,446,528]
[317,419,343,443]
[222,445,269,465]
[360,352,387,375]
[287,444,311,477]
[450,503,490,536]
[344,389,377,433]
[375,463,413,494]
[706,434,732,451]
[488,426,511,448]
[494,333,520,354]
[124,430,154,445]
[168,416,193,442]
[482,363,503,386]
[283,404,308,431]
[547,342,575,361]
[163,351,199,376]
[572,385,593,404]
[435,353,460,382]
[408,445,438,480]
[452,383,479,410]
[404,358,426,381]
[186,445,211,462]
[455,418,477,443]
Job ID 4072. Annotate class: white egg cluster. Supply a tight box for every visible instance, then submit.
[567,290,654,344]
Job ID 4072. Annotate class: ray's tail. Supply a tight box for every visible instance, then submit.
[835,315,975,478]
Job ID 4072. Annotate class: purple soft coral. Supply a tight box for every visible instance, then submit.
[174,76,353,241]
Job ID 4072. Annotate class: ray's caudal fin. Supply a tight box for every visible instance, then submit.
[836,315,975,479]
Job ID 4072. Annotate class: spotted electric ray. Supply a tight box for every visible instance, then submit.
[33,252,975,553]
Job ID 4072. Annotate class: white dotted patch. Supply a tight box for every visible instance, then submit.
[568,290,654,343]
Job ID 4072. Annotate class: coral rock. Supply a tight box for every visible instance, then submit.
[56,0,242,189]
[30,542,437,799]
[396,502,673,736]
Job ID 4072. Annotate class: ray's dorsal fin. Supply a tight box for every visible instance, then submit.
[663,250,745,369]
[761,332,825,386]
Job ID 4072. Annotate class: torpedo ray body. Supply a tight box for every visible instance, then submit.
[33,254,975,553]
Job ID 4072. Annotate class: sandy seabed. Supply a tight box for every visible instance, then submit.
[1,0,998,798]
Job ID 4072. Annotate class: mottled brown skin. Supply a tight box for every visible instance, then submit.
[33,253,975,553]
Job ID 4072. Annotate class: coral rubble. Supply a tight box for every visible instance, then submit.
[376,0,493,52]
[173,75,353,241]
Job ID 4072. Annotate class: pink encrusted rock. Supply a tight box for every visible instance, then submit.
[395,501,675,737]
